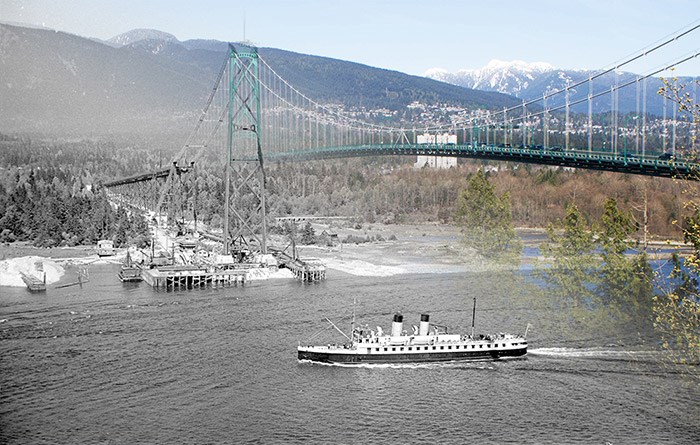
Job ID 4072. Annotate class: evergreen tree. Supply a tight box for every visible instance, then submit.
[598,198,653,322]
[539,200,655,337]
[540,204,599,311]
[454,170,521,265]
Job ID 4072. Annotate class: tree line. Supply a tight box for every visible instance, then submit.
[0,159,150,248]
[0,135,692,248]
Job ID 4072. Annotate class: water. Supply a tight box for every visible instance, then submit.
[1,264,699,444]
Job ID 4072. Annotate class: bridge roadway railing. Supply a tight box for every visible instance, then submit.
[268,143,699,180]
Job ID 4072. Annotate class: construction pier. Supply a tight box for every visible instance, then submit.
[286,258,326,282]
[21,272,46,292]
[141,265,247,291]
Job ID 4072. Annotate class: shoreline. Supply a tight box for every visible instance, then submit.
[0,223,687,264]
[0,223,688,286]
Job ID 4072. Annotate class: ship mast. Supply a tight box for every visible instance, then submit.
[471,297,476,338]
[350,298,356,341]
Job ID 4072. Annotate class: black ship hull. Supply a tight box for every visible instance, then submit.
[298,347,527,364]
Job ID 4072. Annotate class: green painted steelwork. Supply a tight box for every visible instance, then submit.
[268,144,700,180]
[224,44,268,255]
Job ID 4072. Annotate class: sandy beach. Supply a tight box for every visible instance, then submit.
[295,222,482,276]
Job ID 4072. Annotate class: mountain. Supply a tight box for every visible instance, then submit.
[256,48,517,112]
[425,60,698,115]
[106,29,179,48]
[426,60,555,96]
[0,24,221,136]
[0,24,520,137]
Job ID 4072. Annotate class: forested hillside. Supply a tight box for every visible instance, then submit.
[265,159,684,239]
[0,135,151,247]
[0,133,688,248]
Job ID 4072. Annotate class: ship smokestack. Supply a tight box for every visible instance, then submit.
[419,314,430,336]
[391,313,403,337]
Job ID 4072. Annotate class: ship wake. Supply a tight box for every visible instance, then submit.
[529,347,662,361]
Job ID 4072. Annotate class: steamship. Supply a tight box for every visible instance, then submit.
[298,301,528,365]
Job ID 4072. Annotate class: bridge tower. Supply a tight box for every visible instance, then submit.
[223,44,268,256]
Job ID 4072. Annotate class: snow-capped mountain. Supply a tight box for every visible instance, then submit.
[424,59,690,114]
[107,29,178,48]
[426,60,556,96]
[424,59,574,97]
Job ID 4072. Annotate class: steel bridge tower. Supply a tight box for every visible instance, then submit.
[223,44,267,256]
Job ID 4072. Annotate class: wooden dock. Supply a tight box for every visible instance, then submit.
[21,272,46,292]
[141,265,247,290]
[286,258,326,282]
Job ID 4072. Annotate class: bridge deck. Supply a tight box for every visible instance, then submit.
[269,144,699,179]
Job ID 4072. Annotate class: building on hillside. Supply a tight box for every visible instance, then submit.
[414,133,458,169]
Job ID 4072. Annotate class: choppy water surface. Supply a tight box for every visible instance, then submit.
[1,265,698,444]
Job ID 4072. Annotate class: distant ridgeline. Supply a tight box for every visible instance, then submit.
[425,60,700,115]
[7,23,688,136]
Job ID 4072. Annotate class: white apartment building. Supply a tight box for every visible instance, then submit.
[414,133,458,169]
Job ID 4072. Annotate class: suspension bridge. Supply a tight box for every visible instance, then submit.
[103,27,700,259]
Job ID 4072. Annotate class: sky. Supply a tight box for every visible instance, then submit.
[2,0,700,76]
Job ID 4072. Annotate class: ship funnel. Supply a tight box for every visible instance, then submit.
[419,314,430,336]
[391,313,404,337]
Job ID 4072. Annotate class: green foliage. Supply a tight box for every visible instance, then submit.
[540,205,598,310]
[598,199,654,321]
[454,170,522,265]
[652,77,700,373]
[600,198,637,255]
[654,212,699,366]
[538,200,654,338]
[654,204,700,367]
[535,168,560,185]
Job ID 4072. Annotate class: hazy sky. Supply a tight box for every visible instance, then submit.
[3,0,699,76]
